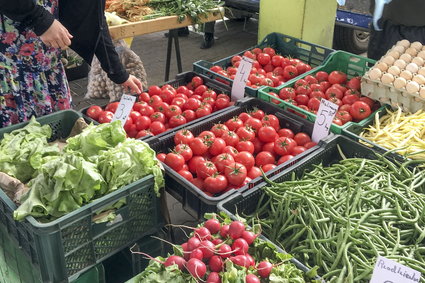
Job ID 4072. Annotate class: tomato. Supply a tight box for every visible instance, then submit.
[185,98,202,111]
[149,121,166,135]
[243,50,256,60]
[258,126,277,143]
[191,178,204,190]
[169,115,187,128]
[178,170,193,182]
[215,98,230,110]
[164,152,185,171]
[251,109,265,120]
[147,85,161,96]
[261,164,276,173]
[231,55,242,65]
[204,174,228,194]
[261,115,280,131]
[292,146,307,156]
[274,137,297,156]
[315,71,329,82]
[245,117,263,133]
[105,102,119,113]
[188,156,206,174]
[182,110,196,122]
[247,166,262,179]
[277,155,294,164]
[283,65,298,80]
[255,151,275,167]
[333,118,343,126]
[335,111,353,124]
[225,117,244,131]
[209,138,226,156]
[210,124,227,138]
[347,76,361,90]
[136,130,151,138]
[222,145,239,158]
[306,97,320,111]
[295,94,310,106]
[189,137,209,156]
[263,47,276,57]
[251,137,264,154]
[359,97,375,108]
[252,47,262,55]
[325,87,343,100]
[261,78,274,87]
[164,105,182,119]
[224,162,247,186]
[304,141,317,149]
[320,81,331,92]
[294,79,308,89]
[139,104,154,117]
[197,161,218,179]
[304,75,318,85]
[202,90,217,101]
[98,111,113,124]
[174,129,194,145]
[175,143,193,162]
[196,106,212,118]
[329,97,343,107]
[148,95,162,107]
[125,124,138,138]
[154,102,170,113]
[198,131,216,142]
[236,126,255,141]
[342,94,360,105]
[156,153,166,162]
[138,92,150,103]
[257,53,271,66]
[134,116,151,131]
[238,112,250,122]
[191,76,204,88]
[339,104,351,113]
[271,55,284,67]
[222,131,240,147]
[236,140,255,154]
[234,151,255,170]
[310,90,326,100]
[159,89,175,104]
[350,101,372,121]
[86,105,103,120]
[328,71,347,85]
[293,132,311,146]
[214,153,235,173]
[210,65,223,73]
[176,85,190,95]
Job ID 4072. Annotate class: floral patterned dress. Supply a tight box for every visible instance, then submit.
[0,0,71,128]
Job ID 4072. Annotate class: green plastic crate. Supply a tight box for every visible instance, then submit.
[258,51,385,134]
[0,110,163,282]
[193,32,334,97]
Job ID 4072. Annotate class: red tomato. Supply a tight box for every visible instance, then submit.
[191,76,204,88]
[333,118,343,126]
[169,115,186,128]
[245,117,263,132]
[251,109,265,120]
[320,81,331,91]
[136,130,151,138]
[164,152,185,171]
[188,156,206,174]
[340,104,352,112]
[148,85,162,96]
[149,121,166,135]
[329,97,342,107]
[255,151,275,167]
[310,83,323,92]
[251,137,264,154]
[342,94,360,105]
[164,105,182,119]
[295,94,310,106]
[271,55,284,67]
[328,71,347,85]
[174,129,194,145]
[225,117,244,131]
[222,131,240,147]
[210,65,223,73]
[261,114,280,130]
[214,153,235,173]
[134,116,151,131]
[310,91,326,100]
[238,112,251,122]
[304,141,317,149]
[156,153,166,162]
[209,138,227,156]
[185,98,202,111]
[325,87,344,100]
[215,98,230,110]
[293,132,311,146]
[223,145,239,158]
[359,97,375,108]
[347,76,361,90]
[138,92,150,103]
[234,151,255,170]
[178,170,193,182]
[236,141,255,154]
[204,174,228,194]
[283,65,298,80]
[350,101,372,121]
[175,143,193,161]
[211,123,229,138]
[262,142,275,155]
[198,131,216,142]
[105,102,119,113]
[277,155,294,164]
[224,162,247,186]
[197,161,218,179]
[292,146,307,156]
[98,111,113,124]
[262,47,276,57]
[231,55,242,65]
[182,110,196,122]
[191,178,204,190]
[296,85,312,96]
[236,126,255,141]
[247,166,262,179]
[335,111,353,124]
[258,126,277,143]
[294,79,308,89]
[189,137,209,156]
[308,98,321,111]
[86,105,103,120]
[304,75,318,85]
[315,71,329,82]
[278,128,294,138]
[261,164,276,172]
[196,106,212,118]
[257,53,271,66]
[274,137,297,156]
[150,112,166,124]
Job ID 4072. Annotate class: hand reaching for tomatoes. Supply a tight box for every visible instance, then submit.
[121,74,144,94]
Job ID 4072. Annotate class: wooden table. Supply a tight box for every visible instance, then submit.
[109,8,224,81]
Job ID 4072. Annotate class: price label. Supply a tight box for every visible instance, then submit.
[231,56,253,101]
[370,256,421,283]
[311,99,338,143]
[112,94,137,127]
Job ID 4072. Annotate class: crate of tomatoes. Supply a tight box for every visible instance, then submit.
[149,97,329,220]
[193,32,334,97]
[258,51,387,134]
[81,72,232,140]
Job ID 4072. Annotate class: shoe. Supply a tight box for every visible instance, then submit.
[200,33,214,49]
[164,27,189,37]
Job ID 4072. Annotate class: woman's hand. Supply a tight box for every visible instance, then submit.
[40,19,73,49]
[121,75,143,94]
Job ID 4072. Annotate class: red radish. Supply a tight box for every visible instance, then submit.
[228,221,245,239]
[209,255,224,272]
[187,237,201,251]
[232,238,249,255]
[230,255,251,268]
[207,272,221,283]
[190,248,204,260]
[199,240,215,258]
[186,258,207,279]
[204,219,221,234]
[195,227,212,241]
[257,261,273,278]
[246,254,256,266]
[164,256,186,270]
[218,244,232,258]
[181,242,191,260]
[242,230,258,245]
[220,224,230,238]
[246,274,261,283]
[212,238,223,245]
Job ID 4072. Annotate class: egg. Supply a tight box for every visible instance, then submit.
[393,59,407,69]
[406,62,419,73]
[397,39,411,48]
[406,81,420,94]
[393,45,406,53]
[368,68,382,80]
[418,67,425,76]
[386,50,400,59]
[388,65,401,76]
[420,87,425,99]
[411,41,423,50]
[393,77,407,89]
[418,51,425,59]
[382,56,396,66]
[400,70,413,80]
[413,74,425,85]
[381,73,395,84]
[412,56,424,66]
[405,47,418,57]
[400,53,412,63]
[376,62,389,72]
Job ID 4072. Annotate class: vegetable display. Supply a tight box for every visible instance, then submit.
[359,108,425,160]
[245,147,425,282]
[86,76,232,138]
[158,108,316,196]
[132,213,319,282]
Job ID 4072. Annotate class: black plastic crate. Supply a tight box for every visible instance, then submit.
[149,97,330,220]
[80,71,232,142]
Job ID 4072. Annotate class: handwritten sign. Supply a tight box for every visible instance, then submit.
[231,56,253,101]
[112,94,137,127]
[370,256,421,283]
[311,99,338,143]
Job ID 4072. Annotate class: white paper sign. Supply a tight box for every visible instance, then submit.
[370,256,421,283]
[231,56,253,101]
[311,99,338,143]
[112,94,137,127]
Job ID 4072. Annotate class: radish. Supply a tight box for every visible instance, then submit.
[209,255,224,272]
[195,227,212,241]
[242,230,258,245]
[190,248,204,260]
[187,236,201,251]
[199,240,215,258]
[212,238,223,245]
[186,258,207,279]
[246,274,261,283]
[218,244,232,258]
[232,238,249,255]
[220,224,230,238]
[228,221,245,239]
[164,256,186,270]
[257,261,273,278]
[205,219,221,234]
[181,242,191,260]
[207,271,221,283]
[229,255,251,268]
[246,254,255,266]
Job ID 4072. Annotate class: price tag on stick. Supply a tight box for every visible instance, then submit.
[231,56,253,101]
[112,94,137,127]
[370,256,421,283]
[311,99,338,143]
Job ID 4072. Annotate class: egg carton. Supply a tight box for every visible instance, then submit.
[362,69,425,113]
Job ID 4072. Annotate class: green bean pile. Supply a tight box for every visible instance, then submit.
[250,151,425,282]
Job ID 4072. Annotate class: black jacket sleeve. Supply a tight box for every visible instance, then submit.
[59,0,129,85]
[0,0,54,36]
